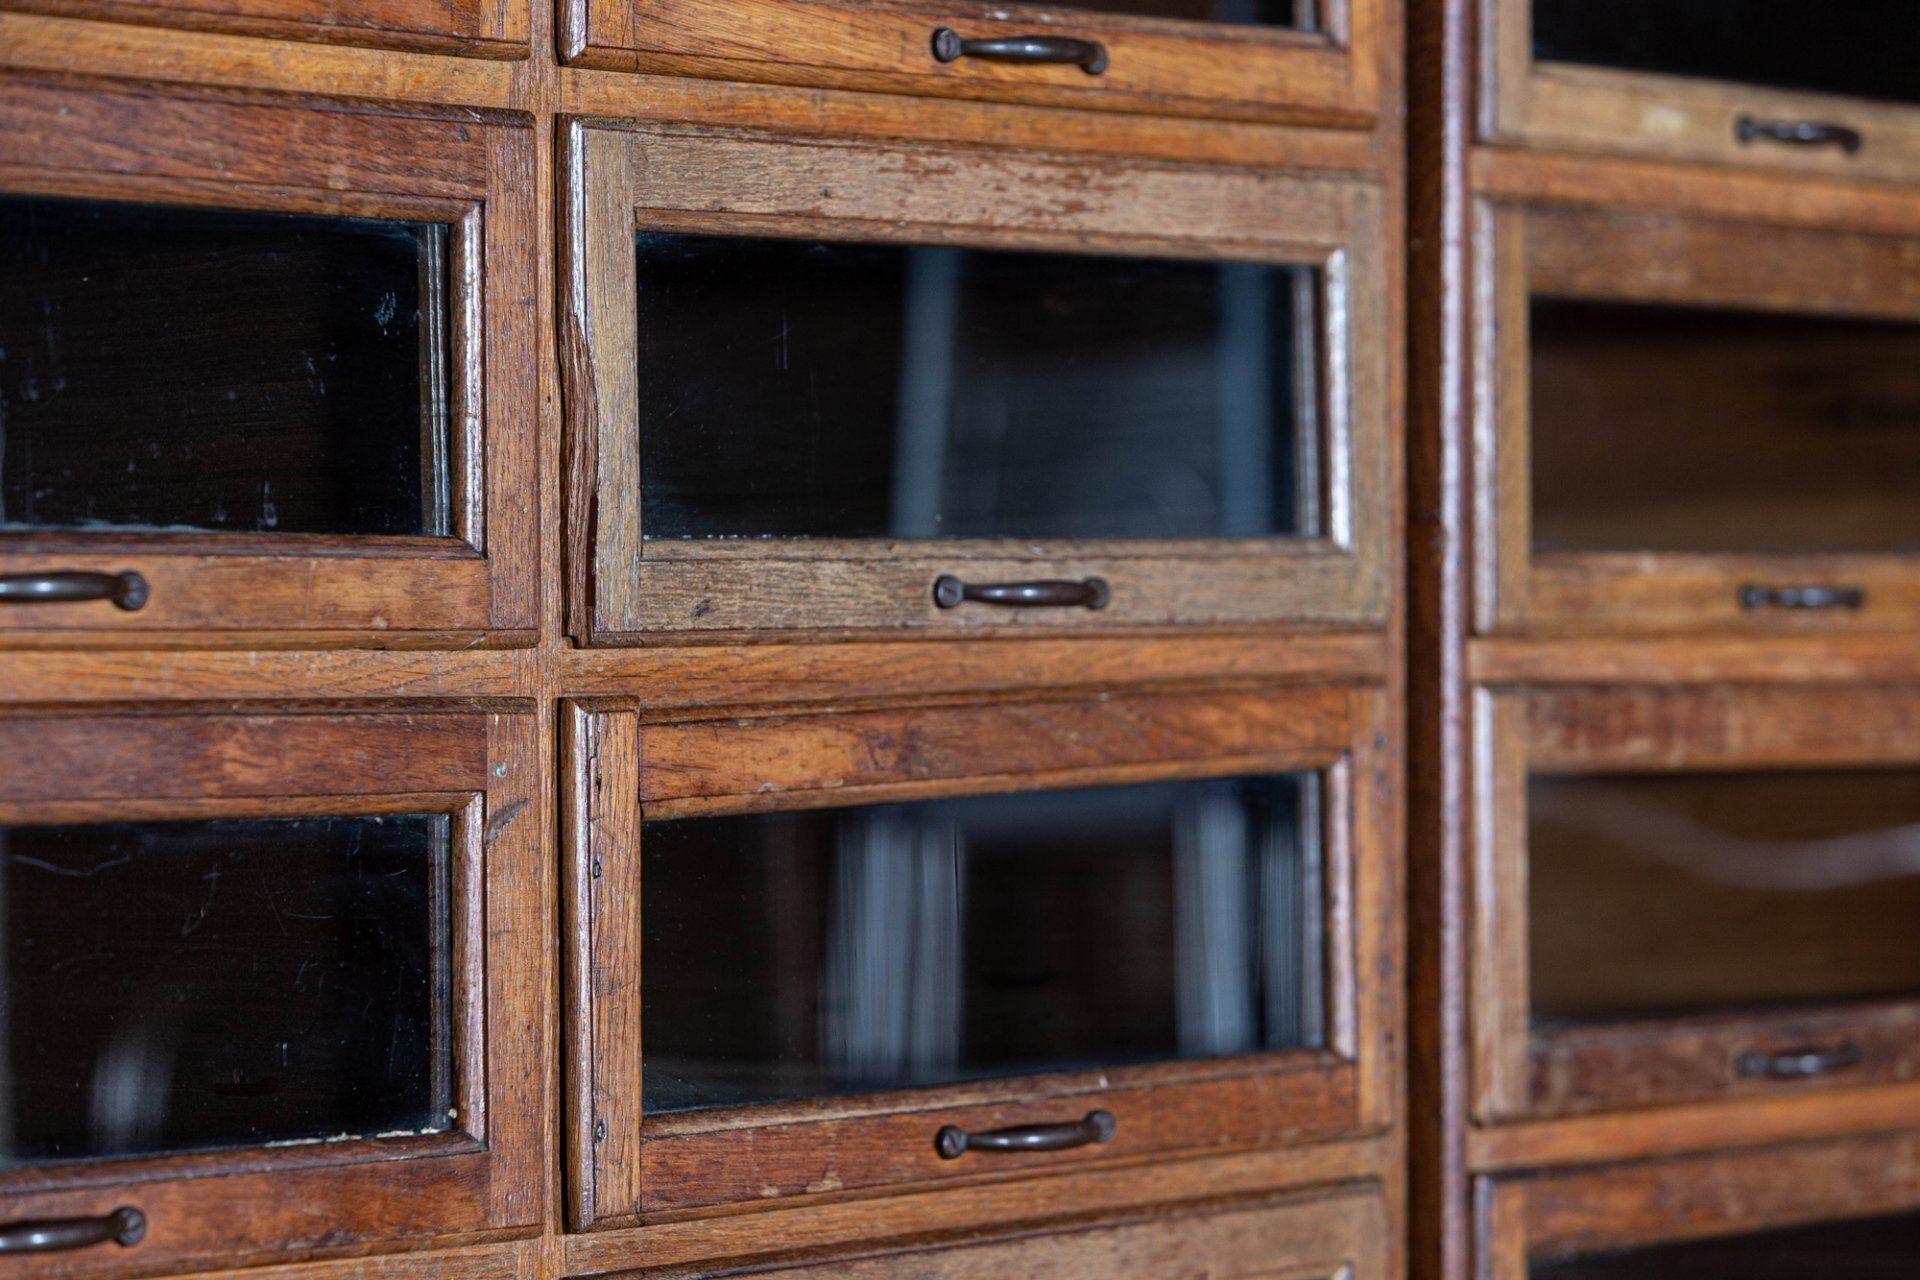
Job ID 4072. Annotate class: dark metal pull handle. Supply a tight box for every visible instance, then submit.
[931,28,1108,75]
[1736,115,1862,154]
[934,575,1109,610]
[1736,1043,1863,1081]
[1739,584,1865,612]
[0,1207,145,1255]
[0,570,149,611]
[936,1110,1116,1159]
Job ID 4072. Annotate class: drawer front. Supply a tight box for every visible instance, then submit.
[0,708,544,1278]
[1482,1134,1920,1280]
[564,121,1392,644]
[1473,200,1920,638]
[564,686,1396,1227]
[1,0,529,58]
[1473,684,1920,1121]
[560,0,1385,124]
[704,1185,1388,1279]
[0,74,536,648]
[1481,0,1920,184]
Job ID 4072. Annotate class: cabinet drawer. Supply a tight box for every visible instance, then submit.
[563,685,1395,1227]
[0,74,536,648]
[1482,1134,1920,1280]
[1480,0,1920,185]
[1473,200,1920,638]
[560,0,1386,124]
[0,0,528,58]
[0,708,544,1278]
[563,121,1392,644]
[699,1185,1387,1279]
[1472,684,1920,1122]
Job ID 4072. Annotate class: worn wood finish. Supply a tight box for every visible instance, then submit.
[564,685,1397,1227]
[0,72,538,648]
[560,0,1387,125]
[0,0,529,58]
[1480,1131,1920,1277]
[1479,0,1920,188]
[564,119,1393,645]
[0,709,546,1279]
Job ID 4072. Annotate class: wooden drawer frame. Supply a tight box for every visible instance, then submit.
[0,74,537,649]
[1471,683,1920,1124]
[0,707,545,1280]
[0,0,529,59]
[559,0,1387,125]
[562,684,1397,1229]
[563,119,1393,646]
[1479,1131,1920,1278]
[1477,0,1920,186]
[1472,198,1920,638]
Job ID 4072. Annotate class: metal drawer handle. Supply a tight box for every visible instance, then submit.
[936,1110,1117,1159]
[934,575,1109,610]
[0,570,149,611]
[1735,115,1862,154]
[0,1207,146,1255]
[931,28,1109,75]
[1736,1043,1863,1081]
[1739,584,1865,612]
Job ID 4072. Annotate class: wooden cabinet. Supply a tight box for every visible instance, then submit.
[0,708,545,1278]
[558,0,1389,124]
[0,74,536,648]
[1479,0,1920,185]
[1472,199,1920,637]
[562,120,1392,644]
[563,685,1396,1227]
[0,0,529,58]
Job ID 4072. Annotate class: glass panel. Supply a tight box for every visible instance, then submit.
[0,815,453,1166]
[1533,1210,1920,1279]
[1529,298,1920,555]
[0,195,453,537]
[1532,0,1920,106]
[1041,0,1314,28]
[1528,771,1920,1026]
[643,776,1323,1113]
[636,234,1321,541]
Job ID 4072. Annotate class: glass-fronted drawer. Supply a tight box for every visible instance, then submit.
[563,685,1394,1227]
[1474,201,1920,637]
[560,0,1383,124]
[0,708,542,1279]
[0,0,528,58]
[1472,684,1920,1121]
[692,1185,1387,1280]
[0,74,536,648]
[564,121,1391,643]
[1481,0,1920,184]
[1483,1134,1920,1280]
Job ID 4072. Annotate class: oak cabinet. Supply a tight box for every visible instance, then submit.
[562,684,1396,1228]
[1473,199,1920,637]
[1480,0,1920,185]
[0,0,529,58]
[559,0,1388,124]
[563,120,1392,644]
[0,74,537,648]
[0,708,545,1278]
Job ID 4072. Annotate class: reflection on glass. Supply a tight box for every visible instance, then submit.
[0,815,454,1166]
[642,777,1323,1113]
[1532,0,1920,106]
[1529,298,1920,555]
[635,234,1321,541]
[1533,1210,1920,1279]
[1043,0,1316,28]
[0,195,453,537]
[1529,771,1920,1026]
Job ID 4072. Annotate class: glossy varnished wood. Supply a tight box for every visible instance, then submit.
[0,0,531,58]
